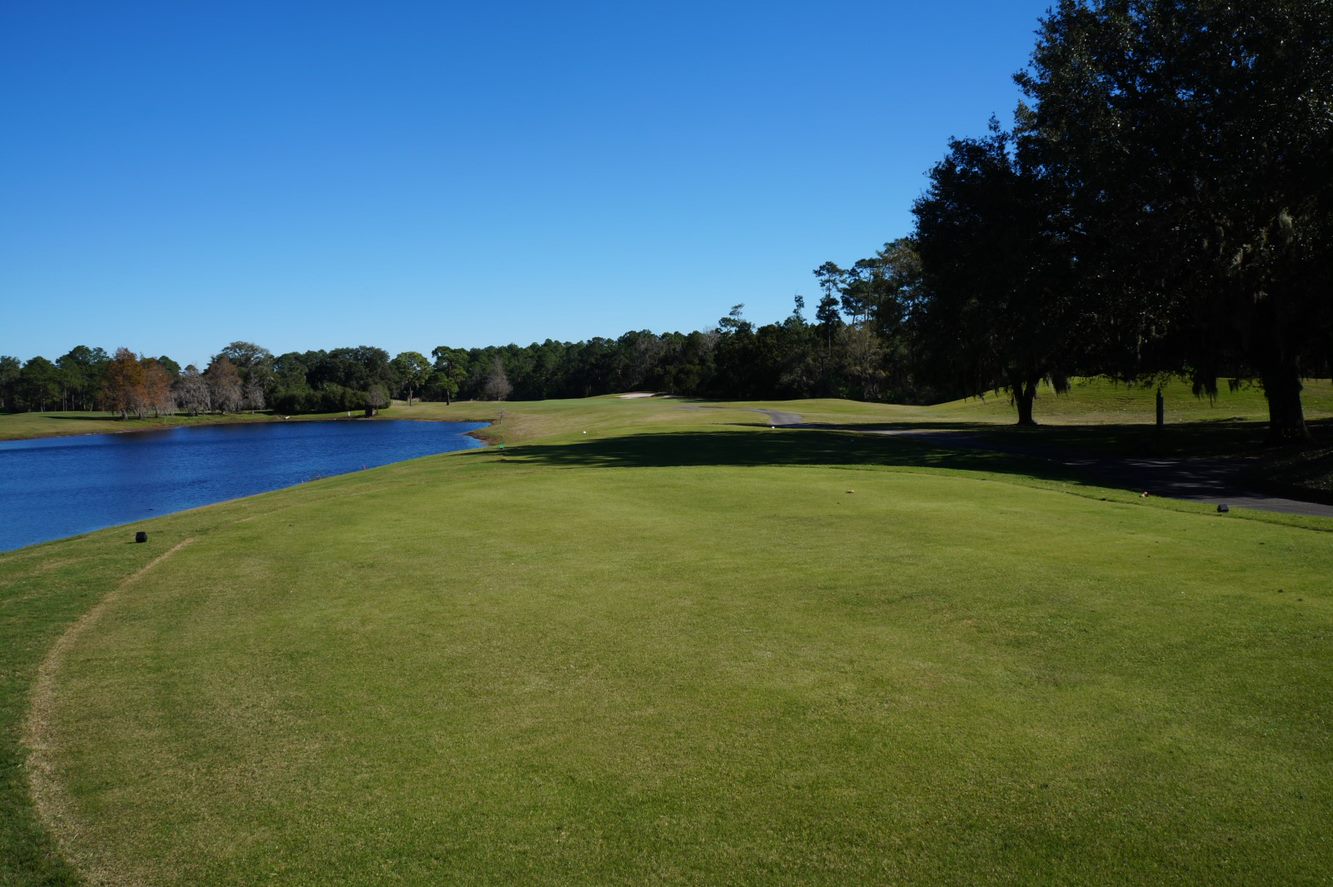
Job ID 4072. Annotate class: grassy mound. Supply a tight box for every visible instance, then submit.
[2,400,1330,885]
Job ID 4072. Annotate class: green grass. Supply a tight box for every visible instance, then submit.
[923,376,1333,424]
[398,379,1333,495]
[2,396,1331,885]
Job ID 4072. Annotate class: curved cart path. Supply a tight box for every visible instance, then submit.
[770,411,1333,519]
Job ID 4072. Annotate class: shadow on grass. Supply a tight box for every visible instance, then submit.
[498,429,1091,487]
[823,418,1333,504]
[798,417,1333,459]
[495,423,1333,511]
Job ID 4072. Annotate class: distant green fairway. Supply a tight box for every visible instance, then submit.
[2,396,1331,884]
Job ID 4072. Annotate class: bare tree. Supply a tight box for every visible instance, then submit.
[482,357,512,401]
[174,365,211,415]
[205,356,244,413]
[141,360,176,418]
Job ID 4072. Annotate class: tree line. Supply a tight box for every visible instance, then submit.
[0,344,395,418]
[0,317,906,419]
[3,2,1329,438]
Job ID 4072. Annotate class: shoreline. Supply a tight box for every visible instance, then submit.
[0,410,317,443]
[0,419,491,554]
[0,407,495,445]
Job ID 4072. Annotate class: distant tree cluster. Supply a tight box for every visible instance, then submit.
[418,305,921,404]
[0,342,404,419]
[0,346,182,417]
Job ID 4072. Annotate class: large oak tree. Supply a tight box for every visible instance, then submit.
[1017,0,1333,440]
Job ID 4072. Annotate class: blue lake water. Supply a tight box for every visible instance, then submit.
[0,420,487,552]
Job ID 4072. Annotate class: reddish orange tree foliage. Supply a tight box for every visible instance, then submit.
[140,359,175,418]
[102,347,145,419]
[100,349,180,418]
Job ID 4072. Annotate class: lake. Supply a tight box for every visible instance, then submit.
[0,419,487,552]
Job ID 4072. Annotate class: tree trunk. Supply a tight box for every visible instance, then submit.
[1013,377,1038,427]
[1262,367,1309,444]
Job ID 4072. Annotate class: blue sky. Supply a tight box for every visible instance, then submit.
[2,1,1052,367]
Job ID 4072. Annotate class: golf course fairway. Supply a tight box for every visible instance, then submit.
[2,398,1330,884]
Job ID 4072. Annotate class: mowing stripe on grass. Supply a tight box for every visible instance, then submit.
[23,537,196,886]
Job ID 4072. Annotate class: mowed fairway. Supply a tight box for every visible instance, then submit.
[3,405,1332,884]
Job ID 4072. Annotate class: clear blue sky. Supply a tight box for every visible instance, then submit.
[2,1,1052,367]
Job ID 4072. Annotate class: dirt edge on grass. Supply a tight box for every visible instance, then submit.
[22,537,196,886]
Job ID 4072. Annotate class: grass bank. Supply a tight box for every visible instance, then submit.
[0,408,369,442]
[1,395,1331,884]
